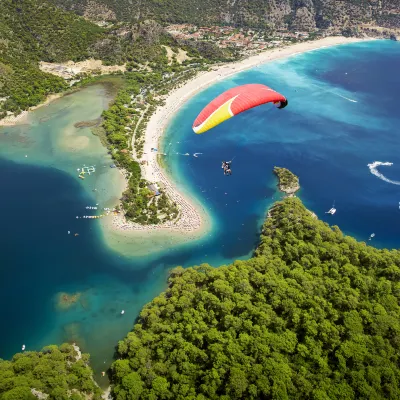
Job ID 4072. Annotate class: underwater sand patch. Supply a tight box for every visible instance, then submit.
[56,291,82,310]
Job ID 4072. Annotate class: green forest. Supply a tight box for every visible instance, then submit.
[0,344,102,400]
[111,197,400,399]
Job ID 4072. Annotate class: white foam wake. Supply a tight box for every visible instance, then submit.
[334,93,358,103]
[367,161,400,185]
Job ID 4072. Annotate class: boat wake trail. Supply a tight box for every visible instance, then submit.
[334,93,358,103]
[367,161,400,185]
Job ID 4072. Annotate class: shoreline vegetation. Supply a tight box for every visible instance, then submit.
[273,166,300,196]
[1,37,371,240]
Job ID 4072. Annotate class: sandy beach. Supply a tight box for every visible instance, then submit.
[0,111,30,126]
[109,36,369,237]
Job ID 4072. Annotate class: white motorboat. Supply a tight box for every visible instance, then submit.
[369,233,375,240]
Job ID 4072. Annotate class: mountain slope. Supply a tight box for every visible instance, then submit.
[53,0,400,31]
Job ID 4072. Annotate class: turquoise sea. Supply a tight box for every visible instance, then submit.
[1,40,400,382]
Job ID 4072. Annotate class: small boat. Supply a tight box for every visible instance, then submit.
[121,310,125,315]
[325,201,336,215]
[22,344,25,351]
[369,233,375,240]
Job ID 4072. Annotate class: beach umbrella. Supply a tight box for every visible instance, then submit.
[192,84,288,134]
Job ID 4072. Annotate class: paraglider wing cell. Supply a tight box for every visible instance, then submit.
[192,84,287,134]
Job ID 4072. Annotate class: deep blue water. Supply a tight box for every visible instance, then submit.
[1,40,400,380]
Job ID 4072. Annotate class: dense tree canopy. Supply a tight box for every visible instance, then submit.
[0,344,102,400]
[111,197,400,399]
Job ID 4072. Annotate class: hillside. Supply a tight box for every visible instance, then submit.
[111,196,400,399]
[0,344,102,399]
[0,0,103,117]
[0,0,229,119]
[53,0,400,32]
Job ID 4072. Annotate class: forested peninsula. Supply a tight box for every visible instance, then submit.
[111,197,400,399]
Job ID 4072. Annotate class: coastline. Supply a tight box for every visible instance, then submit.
[0,93,64,127]
[0,75,123,128]
[108,36,371,238]
[1,36,374,250]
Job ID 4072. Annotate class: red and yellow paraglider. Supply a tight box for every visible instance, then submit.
[192,84,288,134]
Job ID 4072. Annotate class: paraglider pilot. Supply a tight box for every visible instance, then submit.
[222,161,232,176]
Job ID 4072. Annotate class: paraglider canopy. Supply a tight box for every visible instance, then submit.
[192,83,288,134]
